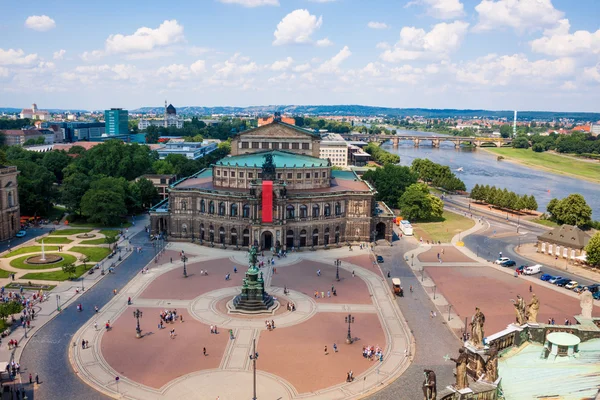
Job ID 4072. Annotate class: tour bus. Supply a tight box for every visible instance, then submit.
[400,220,414,236]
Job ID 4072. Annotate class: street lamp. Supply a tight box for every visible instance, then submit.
[345,314,355,344]
[336,262,340,282]
[448,305,452,322]
[56,294,61,312]
[133,309,143,338]
[182,255,188,278]
[249,338,259,400]
[433,285,437,300]
[421,267,424,282]
[411,253,414,266]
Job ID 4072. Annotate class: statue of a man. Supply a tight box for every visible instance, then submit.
[512,295,526,325]
[248,246,258,268]
[484,346,499,383]
[580,288,594,319]
[450,348,469,390]
[422,369,437,400]
[526,294,540,323]
[470,307,485,348]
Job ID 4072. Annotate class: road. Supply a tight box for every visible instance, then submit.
[1,226,51,250]
[444,197,598,287]
[19,229,158,400]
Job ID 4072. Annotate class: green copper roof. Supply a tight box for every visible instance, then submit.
[216,150,329,168]
[331,170,358,180]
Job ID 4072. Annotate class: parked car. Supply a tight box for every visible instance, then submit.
[376,255,384,263]
[572,285,585,293]
[549,276,564,284]
[554,278,571,287]
[524,264,542,275]
[500,260,516,267]
[515,265,527,274]
[15,230,26,238]
[593,292,600,300]
[540,274,553,281]
[564,281,579,290]
[585,284,600,294]
[495,257,510,265]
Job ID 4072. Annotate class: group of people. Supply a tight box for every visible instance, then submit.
[362,345,384,362]
[7,339,18,349]
[313,284,337,299]
[159,309,180,328]
[265,320,276,331]
[286,302,296,312]
[5,361,20,379]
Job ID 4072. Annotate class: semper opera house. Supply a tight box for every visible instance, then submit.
[150,114,393,250]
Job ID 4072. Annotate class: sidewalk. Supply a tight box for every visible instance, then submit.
[0,219,149,386]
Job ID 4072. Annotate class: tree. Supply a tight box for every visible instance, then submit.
[61,172,90,216]
[428,194,444,219]
[136,178,160,209]
[362,164,418,206]
[526,195,538,212]
[62,263,77,280]
[12,159,56,215]
[145,126,159,144]
[152,160,176,175]
[585,232,600,267]
[499,125,512,138]
[398,183,434,221]
[512,137,530,149]
[547,198,559,217]
[81,189,127,227]
[42,150,71,183]
[551,194,592,226]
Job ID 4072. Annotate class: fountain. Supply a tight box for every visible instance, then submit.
[25,238,63,265]
[232,246,275,312]
[41,240,46,262]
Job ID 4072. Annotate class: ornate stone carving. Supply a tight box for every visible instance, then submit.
[450,348,469,390]
[469,307,485,348]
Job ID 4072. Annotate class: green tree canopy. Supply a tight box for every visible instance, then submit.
[81,189,127,226]
[548,194,592,227]
[398,183,436,221]
[585,232,600,267]
[362,164,418,206]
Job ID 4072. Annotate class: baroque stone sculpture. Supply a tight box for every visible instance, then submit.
[484,345,499,383]
[450,348,469,390]
[422,369,437,400]
[232,246,274,311]
[527,294,539,323]
[580,288,594,319]
[469,307,485,348]
[512,295,526,325]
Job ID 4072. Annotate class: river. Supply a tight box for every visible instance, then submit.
[380,129,600,218]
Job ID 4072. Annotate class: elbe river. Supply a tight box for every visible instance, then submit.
[379,129,600,218]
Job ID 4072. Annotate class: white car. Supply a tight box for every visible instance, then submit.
[565,281,579,290]
[494,257,510,265]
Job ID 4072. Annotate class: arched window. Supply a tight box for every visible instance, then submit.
[312,204,320,218]
[219,227,225,244]
[231,228,237,245]
[335,226,340,243]
[218,202,226,216]
[324,227,330,245]
[230,203,238,217]
[324,203,331,217]
[335,202,341,216]
[243,204,251,218]
[181,200,187,211]
[7,192,13,208]
[286,205,295,219]
[300,205,308,218]
[243,229,250,246]
[300,229,307,247]
[209,225,215,242]
[209,201,215,214]
[312,229,319,246]
[200,200,205,213]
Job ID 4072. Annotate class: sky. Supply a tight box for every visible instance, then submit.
[1,0,600,112]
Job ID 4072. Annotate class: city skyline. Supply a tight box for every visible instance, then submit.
[1,0,600,111]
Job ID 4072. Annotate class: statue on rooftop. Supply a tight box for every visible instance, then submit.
[450,348,469,390]
[512,295,526,325]
[526,293,539,323]
[262,153,276,180]
[580,288,594,319]
[469,307,485,348]
[422,369,437,400]
[484,345,499,383]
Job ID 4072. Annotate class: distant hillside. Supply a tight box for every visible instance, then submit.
[0,107,89,114]
[131,105,600,121]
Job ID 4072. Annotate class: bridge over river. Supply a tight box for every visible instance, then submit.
[339,134,513,148]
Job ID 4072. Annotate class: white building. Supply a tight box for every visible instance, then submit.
[591,124,600,137]
[319,133,349,168]
[20,103,50,120]
[138,101,184,130]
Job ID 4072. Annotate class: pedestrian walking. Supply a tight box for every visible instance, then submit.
[94,321,98,331]
[324,345,328,355]
[203,347,207,356]
[29,373,32,384]
[333,343,338,353]
[35,373,39,384]
[317,269,321,276]
[529,285,532,293]
[409,285,413,293]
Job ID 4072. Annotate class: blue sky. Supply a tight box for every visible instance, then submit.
[1,0,600,112]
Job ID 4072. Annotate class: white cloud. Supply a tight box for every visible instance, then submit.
[96,20,185,57]
[157,64,191,80]
[273,9,323,46]
[316,38,333,47]
[0,49,38,66]
[293,63,311,72]
[391,65,425,84]
[560,81,576,90]
[0,67,9,78]
[368,22,389,30]
[190,60,207,74]
[25,15,56,31]
[212,53,259,79]
[376,42,391,50]
[584,64,600,83]
[53,49,66,60]
[317,46,351,73]
[61,64,142,84]
[530,19,600,57]
[362,62,383,77]
[453,53,575,86]
[405,0,464,19]
[218,0,279,6]
[80,50,105,62]
[271,57,294,71]
[380,21,469,62]
[474,0,563,32]
[111,64,138,80]
[187,46,212,56]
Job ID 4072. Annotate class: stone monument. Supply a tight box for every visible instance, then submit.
[450,348,469,390]
[232,246,275,311]
[469,307,485,348]
[527,293,539,324]
[422,369,437,400]
[580,288,594,320]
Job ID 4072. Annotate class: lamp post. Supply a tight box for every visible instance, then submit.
[249,338,259,400]
[336,262,340,282]
[411,253,414,266]
[433,285,437,300]
[448,305,452,322]
[56,294,61,312]
[182,255,188,278]
[421,267,424,282]
[345,314,355,344]
[133,309,143,338]
[372,230,377,245]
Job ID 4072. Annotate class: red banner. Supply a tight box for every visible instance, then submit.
[262,181,273,223]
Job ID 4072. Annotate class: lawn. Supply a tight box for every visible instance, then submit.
[49,228,92,236]
[412,210,475,243]
[36,237,73,244]
[69,246,111,262]
[21,264,92,281]
[10,253,77,270]
[3,246,59,258]
[531,218,559,228]
[99,229,120,238]
[483,148,600,183]
[79,238,109,245]
[0,269,11,278]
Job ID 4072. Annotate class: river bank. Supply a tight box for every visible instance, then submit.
[481,147,600,184]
